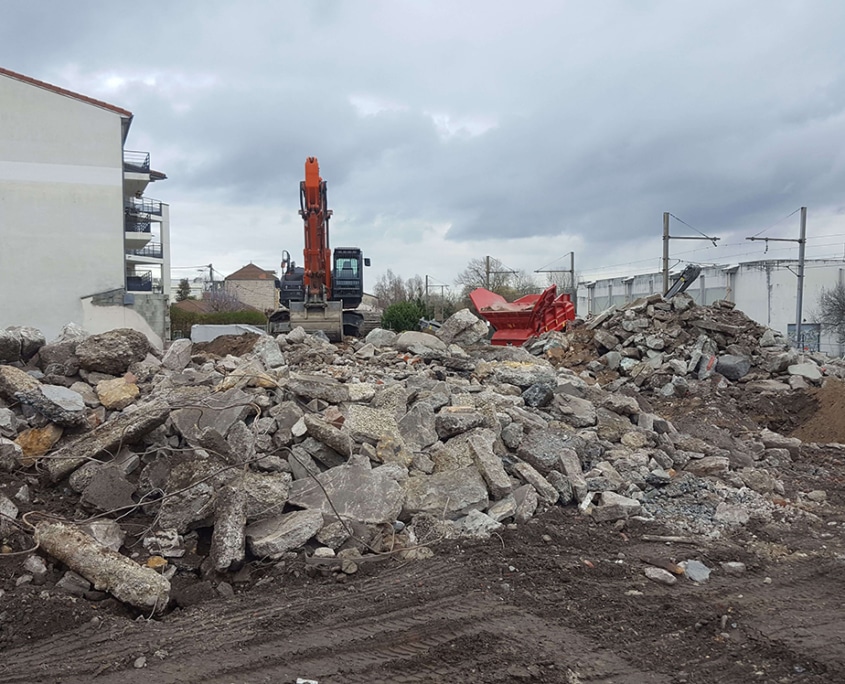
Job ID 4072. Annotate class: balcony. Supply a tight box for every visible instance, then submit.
[124,215,153,249]
[123,150,150,174]
[125,197,163,216]
[125,216,152,233]
[126,270,153,292]
[124,151,152,197]
[127,242,163,259]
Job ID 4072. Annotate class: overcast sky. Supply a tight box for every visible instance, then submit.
[4,1,845,292]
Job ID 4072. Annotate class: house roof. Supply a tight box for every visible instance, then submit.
[172,296,261,314]
[226,263,277,281]
[0,67,133,118]
[172,298,215,314]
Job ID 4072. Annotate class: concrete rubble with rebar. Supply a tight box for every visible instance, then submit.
[0,294,843,612]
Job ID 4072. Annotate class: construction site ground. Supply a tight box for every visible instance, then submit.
[3,378,845,683]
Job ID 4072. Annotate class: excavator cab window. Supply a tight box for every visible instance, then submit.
[335,257,358,279]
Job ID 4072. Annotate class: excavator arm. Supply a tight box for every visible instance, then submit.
[299,157,333,300]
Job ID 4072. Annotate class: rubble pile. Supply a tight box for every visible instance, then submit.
[525,292,845,395]
[0,299,841,613]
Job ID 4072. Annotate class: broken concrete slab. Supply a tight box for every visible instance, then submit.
[398,403,439,452]
[459,509,504,539]
[344,404,401,445]
[287,373,351,403]
[592,491,642,522]
[46,398,170,482]
[245,508,325,558]
[435,406,485,440]
[169,387,253,444]
[435,309,489,346]
[402,466,488,518]
[288,463,404,524]
[511,461,559,504]
[16,383,87,426]
[468,433,512,499]
[80,465,137,513]
[162,338,193,371]
[304,414,353,457]
[210,484,247,572]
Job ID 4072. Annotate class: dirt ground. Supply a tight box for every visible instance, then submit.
[4,381,845,682]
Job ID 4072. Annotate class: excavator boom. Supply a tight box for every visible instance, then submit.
[300,157,333,298]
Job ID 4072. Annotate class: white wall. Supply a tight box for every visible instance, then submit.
[577,259,845,355]
[0,75,125,341]
[81,297,163,350]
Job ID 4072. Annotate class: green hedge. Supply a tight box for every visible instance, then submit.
[381,300,429,332]
[170,306,268,338]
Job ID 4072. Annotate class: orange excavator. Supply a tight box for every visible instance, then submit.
[269,157,370,340]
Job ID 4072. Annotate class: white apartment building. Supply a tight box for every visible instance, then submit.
[578,258,845,355]
[0,67,171,347]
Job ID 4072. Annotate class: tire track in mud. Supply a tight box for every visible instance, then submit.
[2,555,671,684]
[1,556,463,682]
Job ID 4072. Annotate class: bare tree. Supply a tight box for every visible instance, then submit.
[373,269,407,309]
[817,282,845,343]
[543,270,578,296]
[509,269,540,298]
[455,256,513,297]
[204,288,246,312]
[405,274,425,301]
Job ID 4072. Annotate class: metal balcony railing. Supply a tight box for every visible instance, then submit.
[124,197,162,216]
[126,270,153,292]
[124,216,152,233]
[127,243,163,259]
[123,150,151,173]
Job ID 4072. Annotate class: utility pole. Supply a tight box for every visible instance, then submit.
[535,252,575,295]
[483,255,516,291]
[662,213,670,295]
[662,212,720,295]
[425,274,430,309]
[208,264,215,291]
[746,206,807,349]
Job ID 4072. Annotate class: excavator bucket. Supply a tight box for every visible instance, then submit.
[288,300,344,342]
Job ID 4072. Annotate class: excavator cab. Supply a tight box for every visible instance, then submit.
[331,248,369,309]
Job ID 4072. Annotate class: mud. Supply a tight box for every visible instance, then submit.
[3,424,845,683]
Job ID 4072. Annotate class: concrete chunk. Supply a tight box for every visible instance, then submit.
[288,463,404,524]
[512,462,559,504]
[468,434,512,499]
[246,508,324,558]
[35,521,169,612]
[304,414,353,457]
[402,466,488,517]
[46,399,170,481]
[210,484,247,572]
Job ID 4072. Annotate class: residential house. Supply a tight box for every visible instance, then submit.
[224,263,279,314]
[0,67,171,347]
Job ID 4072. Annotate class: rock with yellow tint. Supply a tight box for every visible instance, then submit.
[14,424,63,466]
[96,377,140,410]
[145,556,168,570]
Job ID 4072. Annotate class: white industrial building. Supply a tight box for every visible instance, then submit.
[577,258,845,355]
[0,67,171,347]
